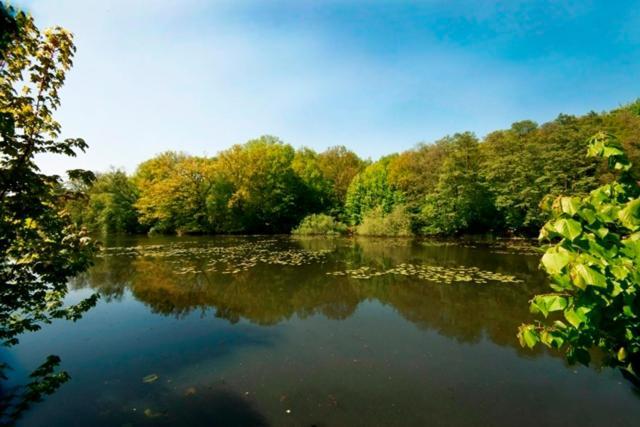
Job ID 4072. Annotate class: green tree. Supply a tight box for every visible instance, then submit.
[0,5,97,421]
[133,152,219,234]
[481,121,543,232]
[533,114,601,202]
[133,151,186,233]
[387,142,447,211]
[518,132,640,385]
[316,146,365,212]
[481,114,606,234]
[73,170,141,233]
[421,133,494,235]
[344,156,403,225]
[598,100,640,181]
[217,136,306,233]
[292,147,333,214]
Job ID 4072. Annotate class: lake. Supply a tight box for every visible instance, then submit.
[5,235,640,426]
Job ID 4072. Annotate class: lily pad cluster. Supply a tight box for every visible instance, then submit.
[327,263,522,284]
[100,240,331,275]
[488,240,541,256]
[419,240,478,249]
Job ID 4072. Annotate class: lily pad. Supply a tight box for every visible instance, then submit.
[142,373,159,383]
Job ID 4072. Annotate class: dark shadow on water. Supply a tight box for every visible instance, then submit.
[173,388,270,427]
[9,310,281,427]
[92,387,270,427]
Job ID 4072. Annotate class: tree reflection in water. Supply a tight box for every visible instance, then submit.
[72,235,549,357]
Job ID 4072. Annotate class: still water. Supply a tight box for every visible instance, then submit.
[6,236,640,426]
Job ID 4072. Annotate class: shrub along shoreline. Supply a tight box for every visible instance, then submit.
[66,101,640,237]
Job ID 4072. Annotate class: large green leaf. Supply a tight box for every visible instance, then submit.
[553,218,583,241]
[564,308,587,328]
[570,263,607,289]
[578,207,597,224]
[618,199,640,231]
[530,294,568,317]
[622,233,640,261]
[559,197,581,216]
[541,248,571,275]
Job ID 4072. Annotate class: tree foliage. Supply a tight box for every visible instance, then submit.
[420,133,495,235]
[291,147,334,214]
[291,213,348,236]
[480,110,637,233]
[133,152,218,234]
[66,99,640,238]
[355,204,413,237]
[344,156,404,225]
[518,132,640,384]
[316,145,365,211]
[98,139,367,235]
[387,142,447,211]
[0,4,97,422]
[216,136,306,233]
[67,170,140,234]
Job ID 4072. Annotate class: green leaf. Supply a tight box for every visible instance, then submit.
[618,199,640,231]
[623,305,635,317]
[518,325,539,349]
[622,235,640,261]
[553,218,583,241]
[553,320,568,329]
[540,330,565,348]
[570,264,607,288]
[564,308,585,328]
[578,208,597,224]
[559,197,581,216]
[603,145,625,157]
[541,248,572,275]
[618,347,628,362]
[142,373,159,383]
[594,227,609,239]
[531,294,568,317]
[610,265,629,280]
[611,282,623,297]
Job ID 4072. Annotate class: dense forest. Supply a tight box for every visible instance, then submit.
[67,102,640,237]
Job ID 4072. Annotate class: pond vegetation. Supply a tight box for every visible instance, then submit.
[291,213,348,236]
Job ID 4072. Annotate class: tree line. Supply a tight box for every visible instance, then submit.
[68,102,640,237]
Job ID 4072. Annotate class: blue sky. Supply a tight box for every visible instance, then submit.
[18,0,640,175]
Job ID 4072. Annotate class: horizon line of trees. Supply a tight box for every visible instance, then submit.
[66,100,640,237]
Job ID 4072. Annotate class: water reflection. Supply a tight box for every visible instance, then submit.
[16,236,640,427]
[72,236,547,355]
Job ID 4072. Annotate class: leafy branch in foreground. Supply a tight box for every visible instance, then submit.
[1,3,98,423]
[0,356,70,425]
[518,132,640,384]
